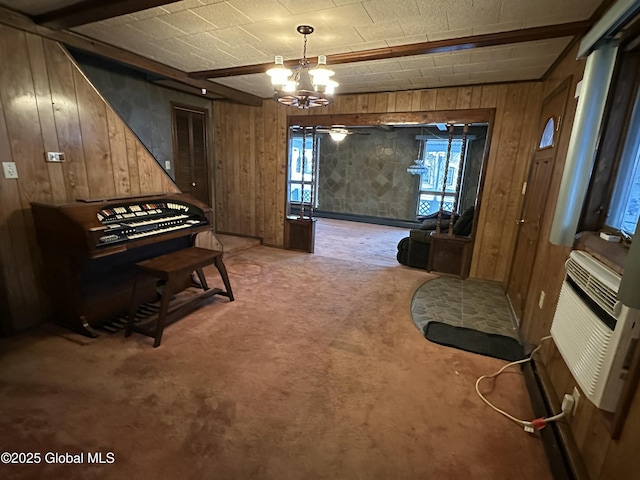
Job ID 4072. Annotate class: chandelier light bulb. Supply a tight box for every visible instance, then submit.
[267,55,292,89]
[310,54,335,88]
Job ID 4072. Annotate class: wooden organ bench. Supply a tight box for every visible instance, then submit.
[125,247,234,347]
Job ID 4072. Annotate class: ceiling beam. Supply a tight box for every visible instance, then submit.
[0,6,262,106]
[34,0,181,30]
[288,110,496,128]
[190,21,592,79]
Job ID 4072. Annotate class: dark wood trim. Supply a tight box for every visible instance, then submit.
[287,109,496,128]
[34,0,181,30]
[152,79,224,100]
[580,50,640,231]
[0,6,262,106]
[190,22,591,79]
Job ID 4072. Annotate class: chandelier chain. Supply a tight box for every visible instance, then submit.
[303,34,307,63]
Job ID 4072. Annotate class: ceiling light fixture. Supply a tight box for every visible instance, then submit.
[407,124,429,175]
[266,25,337,109]
[329,127,348,142]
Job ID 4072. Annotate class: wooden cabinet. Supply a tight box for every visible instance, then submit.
[284,217,316,253]
[427,233,473,279]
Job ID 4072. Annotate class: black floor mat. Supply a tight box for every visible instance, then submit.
[424,321,525,362]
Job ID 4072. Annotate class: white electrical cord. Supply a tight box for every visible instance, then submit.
[475,335,568,433]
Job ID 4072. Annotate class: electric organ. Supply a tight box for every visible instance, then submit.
[31,193,212,337]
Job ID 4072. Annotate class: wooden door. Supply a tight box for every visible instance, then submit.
[506,79,571,322]
[172,105,210,205]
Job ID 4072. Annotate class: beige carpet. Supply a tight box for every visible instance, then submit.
[0,226,551,479]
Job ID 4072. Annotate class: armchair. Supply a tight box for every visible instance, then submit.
[396,206,475,272]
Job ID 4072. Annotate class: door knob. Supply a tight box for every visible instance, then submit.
[191,182,196,187]
[516,219,525,224]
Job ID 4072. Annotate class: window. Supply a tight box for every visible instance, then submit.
[539,117,556,149]
[606,91,640,236]
[288,131,318,207]
[416,139,463,217]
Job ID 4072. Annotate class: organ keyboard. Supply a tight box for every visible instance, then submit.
[31,193,213,337]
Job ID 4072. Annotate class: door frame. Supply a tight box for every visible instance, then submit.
[505,76,573,322]
[171,102,212,206]
[286,109,496,259]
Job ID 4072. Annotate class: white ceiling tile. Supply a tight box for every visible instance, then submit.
[348,40,390,52]
[421,65,455,77]
[427,28,474,42]
[365,60,404,74]
[471,22,524,36]
[500,0,599,24]
[363,0,421,23]
[332,0,367,5]
[355,20,405,43]
[313,3,375,28]
[389,69,421,81]
[227,0,293,22]
[398,56,436,70]
[332,63,376,77]
[128,7,167,21]
[89,14,137,28]
[178,32,222,52]
[447,1,501,30]
[152,37,195,57]
[351,71,395,83]
[386,34,428,47]
[432,51,472,67]
[208,26,261,48]
[191,2,253,29]
[437,72,471,84]
[130,17,187,40]
[158,10,217,34]
[469,45,514,63]
[398,15,449,37]
[161,0,207,14]
[274,0,337,15]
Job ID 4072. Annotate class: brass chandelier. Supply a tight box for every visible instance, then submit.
[266,25,337,108]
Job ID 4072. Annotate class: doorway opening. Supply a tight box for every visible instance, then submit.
[285,114,491,269]
[171,104,211,207]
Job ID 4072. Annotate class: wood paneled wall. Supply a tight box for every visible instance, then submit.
[0,24,178,334]
[213,83,542,283]
[520,42,640,480]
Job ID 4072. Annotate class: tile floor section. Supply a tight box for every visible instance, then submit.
[411,276,520,340]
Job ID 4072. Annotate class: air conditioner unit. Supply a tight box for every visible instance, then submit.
[550,250,640,412]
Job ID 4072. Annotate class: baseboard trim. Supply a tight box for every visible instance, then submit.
[297,209,420,229]
[522,359,589,480]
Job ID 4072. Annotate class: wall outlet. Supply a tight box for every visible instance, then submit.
[164,161,171,170]
[46,152,66,162]
[538,290,546,309]
[2,162,18,179]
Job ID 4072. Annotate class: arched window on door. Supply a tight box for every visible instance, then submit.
[538,116,557,150]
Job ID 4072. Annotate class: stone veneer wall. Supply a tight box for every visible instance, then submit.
[317,127,420,220]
